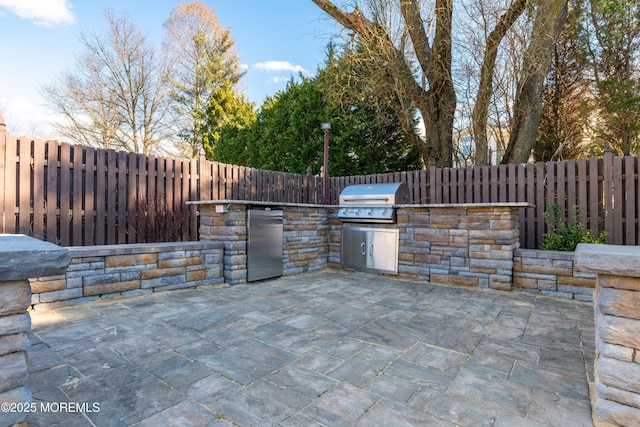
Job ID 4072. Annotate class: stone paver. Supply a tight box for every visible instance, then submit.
[26,270,595,426]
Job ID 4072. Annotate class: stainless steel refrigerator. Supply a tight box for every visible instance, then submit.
[247,207,283,282]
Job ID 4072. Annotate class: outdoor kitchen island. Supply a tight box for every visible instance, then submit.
[190,199,530,289]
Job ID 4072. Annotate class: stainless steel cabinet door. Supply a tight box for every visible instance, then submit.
[341,227,367,271]
[341,227,398,275]
[366,228,399,274]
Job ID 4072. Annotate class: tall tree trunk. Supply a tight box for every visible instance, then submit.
[501,0,569,164]
[312,0,455,168]
[472,0,528,166]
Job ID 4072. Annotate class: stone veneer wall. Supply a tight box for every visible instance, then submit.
[575,244,640,426]
[198,204,328,285]
[514,249,596,301]
[0,235,70,426]
[30,241,224,308]
[283,207,329,276]
[329,205,520,290]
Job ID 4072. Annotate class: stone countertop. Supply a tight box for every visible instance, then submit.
[0,234,71,280]
[187,200,334,208]
[395,202,533,208]
[188,200,533,209]
[575,243,640,277]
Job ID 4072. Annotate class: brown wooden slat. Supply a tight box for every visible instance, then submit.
[556,161,566,214]
[577,159,588,231]
[84,148,95,245]
[513,164,524,246]
[189,159,198,237]
[127,152,138,243]
[32,138,46,240]
[589,158,601,234]
[59,143,72,245]
[95,149,106,245]
[117,151,127,244]
[603,151,613,243]
[46,140,59,243]
[18,138,32,237]
[157,155,166,206]
[624,156,636,245]
[612,156,623,244]
[490,165,498,202]
[106,149,117,245]
[566,160,577,217]
[72,146,83,245]
[507,164,517,202]
[5,135,19,235]
[199,156,210,202]
[535,162,546,248]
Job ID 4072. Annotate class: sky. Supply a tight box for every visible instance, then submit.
[0,0,338,138]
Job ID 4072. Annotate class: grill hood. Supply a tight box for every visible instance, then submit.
[338,182,411,223]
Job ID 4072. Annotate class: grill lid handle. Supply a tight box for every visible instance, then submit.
[342,196,390,202]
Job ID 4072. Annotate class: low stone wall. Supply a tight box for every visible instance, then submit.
[30,241,224,308]
[575,244,640,426]
[513,249,596,301]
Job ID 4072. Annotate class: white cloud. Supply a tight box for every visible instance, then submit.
[0,0,74,27]
[268,76,291,84]
[253,61,308,74]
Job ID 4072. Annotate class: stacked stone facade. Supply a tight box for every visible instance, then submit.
[576,244,640,426]
[399,206,520,289]
[199,204,248,284]
[0,235,70,426]
[283,207,328,275]
[30,242,224,309]
[514,249,596,301]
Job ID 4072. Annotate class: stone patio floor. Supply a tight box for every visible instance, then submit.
[27,270,596,426]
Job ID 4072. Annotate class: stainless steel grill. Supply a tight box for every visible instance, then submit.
[337,182,410,223]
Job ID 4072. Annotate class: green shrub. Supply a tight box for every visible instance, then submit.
[540,203,607,251]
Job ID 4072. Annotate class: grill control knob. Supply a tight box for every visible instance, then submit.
[367,209,373,216]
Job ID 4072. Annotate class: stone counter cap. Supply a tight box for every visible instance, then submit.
[188,200,533,209]
[575,243,640,277]
[0,234,71,280]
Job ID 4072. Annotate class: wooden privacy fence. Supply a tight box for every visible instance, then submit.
[329,148,638,249]
[0,119,637,249]
[0,130,321,246]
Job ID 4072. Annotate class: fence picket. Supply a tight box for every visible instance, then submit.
[117,151,127,244]
[46,140,59,243]
[18,138,31,236]
[624,156,636,245]
[72,146,83,245]
[59,143,72,245]
[32,139,45,241]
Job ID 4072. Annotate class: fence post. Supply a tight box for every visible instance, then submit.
[603,145,613,244]
[0,115,5,234]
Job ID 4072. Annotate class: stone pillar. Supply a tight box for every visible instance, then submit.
[198,204,247,285]
[0,235,70,427]
[575,243,640,426]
